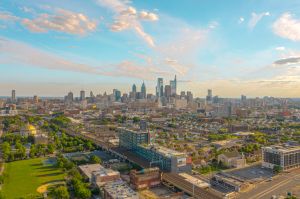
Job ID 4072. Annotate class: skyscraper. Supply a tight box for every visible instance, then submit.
[156,78,164,97]
[67,91,74,102]
[132,84,137,93]
[11,90,16,103]
[113,89,121,101]
[165,85,171,98]
[170,75,177,96]
[206,89,212,103]
[80,90,85,101]
[141,81,146,99]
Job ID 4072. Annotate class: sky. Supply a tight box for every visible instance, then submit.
[1,0,300,97]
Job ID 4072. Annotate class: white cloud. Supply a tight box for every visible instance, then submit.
[208,21,218,29]
[248,12,270,29]
[238,17,244,24]
[275,46,285,51]
[0,37,168,80]
[21,9,97,35]
[96,0,158,47]
[139,11,158,21]
[273,13,300,42]
[0,11,19,21]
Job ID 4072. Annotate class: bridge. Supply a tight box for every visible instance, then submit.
[162,173,223,199]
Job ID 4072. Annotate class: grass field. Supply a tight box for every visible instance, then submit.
[2,158,66,199]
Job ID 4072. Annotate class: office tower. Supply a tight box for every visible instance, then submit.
[11,90,16,102]
[113,89,121,101]
[241,95,247,101]
[156,78,164,97]
[180,91,186,99]
[132,84,137,93]
[90,91,94,98]
[206,89,212,102]
[170,75,177,96]
[141,81,146,99]
[33,95,39,103]
[80,90,85,101]
[186,91,193,103]
[67,91,74,102]
[164,85,171,98]
[213,95,219,104]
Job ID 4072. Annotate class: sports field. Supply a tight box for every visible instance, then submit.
[2,158,66,199]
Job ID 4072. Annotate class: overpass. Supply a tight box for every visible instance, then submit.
[162,173,224,199]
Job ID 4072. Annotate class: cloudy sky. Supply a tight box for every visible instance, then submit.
[1,0,300,97]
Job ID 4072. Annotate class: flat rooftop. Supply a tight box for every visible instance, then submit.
[179,173,210,189]
[264,145,300,153]
[104,180,139,199]
[79,164,103,179]
[142,144,186,158]
[79,164,119,179]
[118,127,149,134]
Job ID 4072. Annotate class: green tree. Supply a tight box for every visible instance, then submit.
[90,155,101,164]
[2,142,11,161]
[50,186,69,199]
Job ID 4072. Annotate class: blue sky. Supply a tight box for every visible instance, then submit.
[0,0,300,97]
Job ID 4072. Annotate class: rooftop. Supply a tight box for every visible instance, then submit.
[104,180,138,199]
[264,144,300,153]
[142,144,186,158]
[79,164,102,179]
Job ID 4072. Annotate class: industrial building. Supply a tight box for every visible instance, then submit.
[130,167,161,190]
[103,179,139,199]
[262,145,300,171]
[135,144,192,173]
[118,127,150,150]
[210,173,249,192]
[118,127,191,173]
[78,164,120,186]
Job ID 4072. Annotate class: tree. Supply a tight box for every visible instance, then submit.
[90,155,101,164]
[29,144,36,158]
[132,116,140,123]
[71,178,91,199]
[273,165,282,174]
[2,142,11,161]
[50,186,69,199]
[47,144,55,154]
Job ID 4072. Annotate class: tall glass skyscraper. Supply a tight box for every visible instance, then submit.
[156,78,164,97]
[170,75,177,96]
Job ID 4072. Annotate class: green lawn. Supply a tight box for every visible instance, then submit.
[2,158,66,199]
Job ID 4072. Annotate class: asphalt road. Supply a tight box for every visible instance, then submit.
[238,168,300,199]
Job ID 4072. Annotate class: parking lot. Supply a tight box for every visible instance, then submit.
[227,165,274,183]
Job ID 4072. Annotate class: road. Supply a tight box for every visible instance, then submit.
[238,168,300,199]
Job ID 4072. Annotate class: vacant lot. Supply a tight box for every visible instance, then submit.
[2,158,66,199]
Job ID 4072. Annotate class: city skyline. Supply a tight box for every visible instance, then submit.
[1,0,300,97]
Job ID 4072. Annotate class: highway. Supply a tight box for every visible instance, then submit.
[238,169,300,199]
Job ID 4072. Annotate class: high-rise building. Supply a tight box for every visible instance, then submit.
[170,75,177,96]
[164,85,171,98]
[186,91,193,103]
[11,90,16,103]
[262,145,300,171]
[80,90,85,101]
[241,95,247,101]
[33,95,39,103]
[141,82,146,99]
[156,78,164,97]
[180,91,186,99]
[206,89,212,103]
[132,84,137,93]
[67,91,73,102]
[113,89,121,101]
